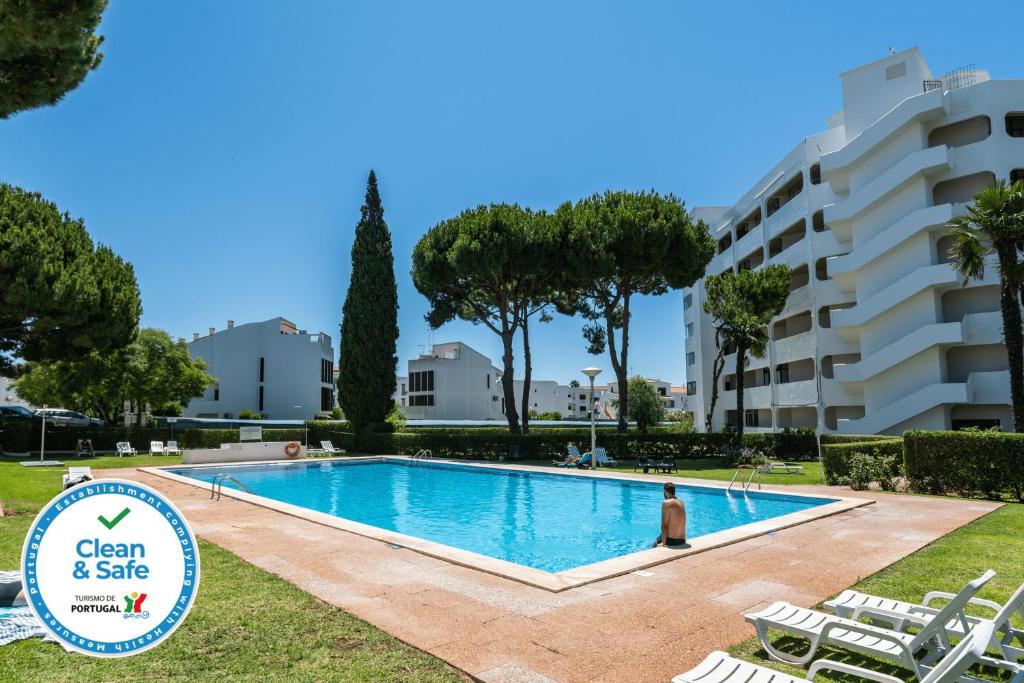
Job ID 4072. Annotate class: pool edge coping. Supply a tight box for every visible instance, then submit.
[138,457,872,593]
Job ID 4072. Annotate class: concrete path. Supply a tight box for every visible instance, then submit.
[103,469,999,683]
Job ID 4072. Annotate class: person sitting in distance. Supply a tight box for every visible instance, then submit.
[653,482,687,548]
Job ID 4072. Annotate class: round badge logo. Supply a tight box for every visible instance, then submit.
[21,479,201,657]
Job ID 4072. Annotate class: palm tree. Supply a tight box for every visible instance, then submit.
[949,179,1024,431]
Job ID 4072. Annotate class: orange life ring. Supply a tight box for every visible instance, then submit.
[284,442,302,459]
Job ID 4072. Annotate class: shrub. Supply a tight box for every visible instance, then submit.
[385,404,407,432]
[0,419,33,452]
[820,439,903,485]
[903,430,1024,502]
[237,409,262,420]
[626,376,666,433]
[820,433,895,445]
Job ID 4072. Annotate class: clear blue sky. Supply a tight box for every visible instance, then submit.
[2,1,1020,386]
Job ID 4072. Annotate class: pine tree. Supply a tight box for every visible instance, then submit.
[338,171,399,430]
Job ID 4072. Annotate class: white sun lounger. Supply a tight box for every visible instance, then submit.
[164,440,182,456]
[825,579,1024,661]
[62,467,92,490]
[115,442,137,457]
[594,447,617,467]
[150,441,165,456]
[673,621,1020,683]
[745,570,995,676]
[320,440,345,454]
[756,457,803,474]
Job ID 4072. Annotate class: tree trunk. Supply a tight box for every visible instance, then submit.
[499,324,522,435]
[520,311,532,434]
[1000,277,1024,431]
[705,345,726,432]
[605,301,628,433]
[734,340,748,442]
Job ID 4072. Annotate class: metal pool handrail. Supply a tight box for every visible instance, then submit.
[410,449,433,463]
[743,469,761,492]
[210,473,255,500]
[726,471,741,491]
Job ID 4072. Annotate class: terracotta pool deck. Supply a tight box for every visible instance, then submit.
[101,467,1000,683]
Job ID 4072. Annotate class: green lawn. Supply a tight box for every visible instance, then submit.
[728,503,1024,682]
[0,456,467,682]
[524,457,824,485]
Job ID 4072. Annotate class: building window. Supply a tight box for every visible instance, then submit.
[259,357,265,382]
[410,370,435,392]
[810,164,821,185]
[213,388,219,401]
[486,374,490,389]
[777,363,790,384]
[579,393,586,401]
[745,410,759,427]
[401,383,406,395]
[258,386,264,412]
[762,367,771,385]
[683,293,693,310]
[686,352,696,366]
[687,381,696,394]
[409,394,434,407]
[686,322,694,338]
[1006,114,1024,138]
[320,387,332,411]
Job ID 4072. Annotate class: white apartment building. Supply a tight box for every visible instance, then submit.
[515,380,618,419]
[402,342,505,420]
[185,317,335,420]
[685,48,1024,435]
[607,379,687,412]
[0,376,31,409]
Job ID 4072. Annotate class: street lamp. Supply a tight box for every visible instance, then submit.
[39,404,48,463]
[581,367,602,468]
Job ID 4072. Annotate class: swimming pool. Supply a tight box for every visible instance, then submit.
[164,459,837,573]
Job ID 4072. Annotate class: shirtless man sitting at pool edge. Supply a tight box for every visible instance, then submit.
[653,482,687,548]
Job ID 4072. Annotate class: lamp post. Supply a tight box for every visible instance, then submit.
[581,367,602,468]
[293,405,306,452]
[39,404,48,463]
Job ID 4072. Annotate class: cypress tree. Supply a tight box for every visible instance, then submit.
[338,171,399,429]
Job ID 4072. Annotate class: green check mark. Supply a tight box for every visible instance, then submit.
[97,507,131,530]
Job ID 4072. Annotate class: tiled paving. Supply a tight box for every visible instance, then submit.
[101,468,1000,683]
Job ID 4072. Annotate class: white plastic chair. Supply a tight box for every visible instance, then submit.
[150,441,165,456]
[62,467,92,490]
[115,442,137,457]
[164,440,182,456]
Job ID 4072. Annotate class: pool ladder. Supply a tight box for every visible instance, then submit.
[410,449,433,465]
[210,474,256,501]
[726,469,761,493]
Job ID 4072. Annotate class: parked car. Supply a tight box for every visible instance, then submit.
[0,405,37,421]
[35,408,105,427]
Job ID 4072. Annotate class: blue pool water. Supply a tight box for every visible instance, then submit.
[168,460,833,572]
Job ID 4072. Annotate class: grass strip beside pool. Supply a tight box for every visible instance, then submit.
[0,457,467,682]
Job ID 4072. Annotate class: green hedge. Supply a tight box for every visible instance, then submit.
[819,433,896,445]
[323,430,818,462]
[0,423,340,453]
[904,430,1024,502]
[820,439,903,485]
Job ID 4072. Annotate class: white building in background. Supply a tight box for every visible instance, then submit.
[185,317,335,420]
[515,380,618,419]
[0,376,31,409]
[402,342,505,420]
[684,48,1024,434]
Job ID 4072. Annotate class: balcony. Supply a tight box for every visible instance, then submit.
[831,263,964,329]
[821,87,949,192]
[829,204,957,286]
[772,331,816,364]
[733,223,763,258]
[775,378,817,407]
[825,145,951,240]
[834,321,963,382]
